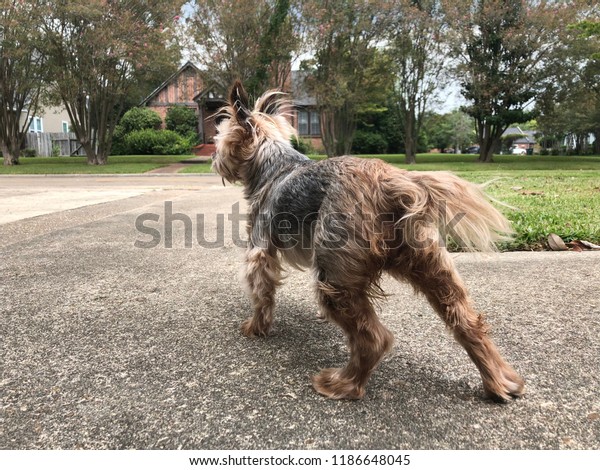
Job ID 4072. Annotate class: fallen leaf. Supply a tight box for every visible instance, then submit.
[588,412,600,421]
[548,233,568,251]
[578,240,600,250]
[566,240,600,251]
[511,186,524,191]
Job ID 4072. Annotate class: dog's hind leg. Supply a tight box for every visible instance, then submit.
[312,274,394,399]
[389,246,524,401]
[241,246,282,337]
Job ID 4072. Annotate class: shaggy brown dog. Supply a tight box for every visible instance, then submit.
[212,80,524,402]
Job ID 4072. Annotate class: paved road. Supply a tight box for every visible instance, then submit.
[1,175,599,449]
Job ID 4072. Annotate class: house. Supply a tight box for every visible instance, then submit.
[502,126,538,153]
[20,104,82,157]
[23,105,72,134]
[140,62,224,150]
[140,63,323,154]
[290,70,322,151]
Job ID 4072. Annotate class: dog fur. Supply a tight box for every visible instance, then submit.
[212,80,524,401]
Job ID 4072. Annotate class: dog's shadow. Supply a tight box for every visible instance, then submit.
[247,299,488,405]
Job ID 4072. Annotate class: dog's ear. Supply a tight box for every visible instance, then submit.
[256,90,286,116]
[229,80,251,131]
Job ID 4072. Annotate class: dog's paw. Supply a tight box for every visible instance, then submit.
[240,317,270,337]
[312,368,365,400]
[483,366,525,402]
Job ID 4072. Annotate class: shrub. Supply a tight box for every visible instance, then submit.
[22,148,37,158]
[165,106,198,142]
[351,130,388,154]
[291,136,314,154]
[119,107,162,134]
[124,129,192,155]
[539,148,549,156]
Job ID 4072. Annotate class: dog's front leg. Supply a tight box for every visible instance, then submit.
[241,245,282,337]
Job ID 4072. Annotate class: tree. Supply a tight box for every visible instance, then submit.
[537,17,600,154]
[187,0,299,97]
[301,0,393,157]
[422,110,475,152]
[0,1,45,166]
[41,0,184,165]
[445,0,579,162]
[388,0,448,164]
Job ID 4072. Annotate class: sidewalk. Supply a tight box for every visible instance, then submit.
[0,176,599,449]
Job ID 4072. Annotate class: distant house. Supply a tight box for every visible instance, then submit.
[140,62,224,147]
[502,126,538,152]
[19,104,82,157]
[140,63,323,152]
[290,70,322,151]
[23,105,73,134]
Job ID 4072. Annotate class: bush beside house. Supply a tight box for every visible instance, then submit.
[112,107,194,155]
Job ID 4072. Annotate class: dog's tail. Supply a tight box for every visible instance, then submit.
[386,171,513,252]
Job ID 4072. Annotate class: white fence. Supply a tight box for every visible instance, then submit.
[24,132,85,157]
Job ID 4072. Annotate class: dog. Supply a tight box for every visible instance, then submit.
[212,80,524,402]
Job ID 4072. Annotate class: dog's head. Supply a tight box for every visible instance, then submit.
[212,80,296,184]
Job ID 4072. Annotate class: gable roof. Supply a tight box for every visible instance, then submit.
[502,126,538,143]
[291,70,316,107]
[140,61,202,106]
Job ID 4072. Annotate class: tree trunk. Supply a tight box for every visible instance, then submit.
[1,142,20,166]
[476,121,502,163]
[3,154,19,166]
[477,139,496,163]
[404,111,416,164]
[320,103,355,158]
[404,135,416,164]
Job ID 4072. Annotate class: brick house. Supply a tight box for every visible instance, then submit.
[140,62,223,148]
[140,62,323,153]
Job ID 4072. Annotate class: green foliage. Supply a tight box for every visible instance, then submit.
[111,107,163,155]
[449,0,574,161]
[291,137,315,155]
[188,0,298,94]
[119,107,162,134]
[124,129,192,155]
[165,106,199,143]
[0,2,47,165]
[300,1,394,156]
[40,0,185,164]
[351,130,388,154]
[22,148,37,158]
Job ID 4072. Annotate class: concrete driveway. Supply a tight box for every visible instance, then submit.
[0,175,599,449]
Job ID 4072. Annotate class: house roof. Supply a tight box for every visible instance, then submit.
[502,126,538,144]
[140,61,202,106]
[291,70,316,107]
[514,136,536,144]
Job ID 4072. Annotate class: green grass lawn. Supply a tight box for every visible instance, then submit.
[178,162,215,173]
[2,153,599,250]
[0,155,189,174]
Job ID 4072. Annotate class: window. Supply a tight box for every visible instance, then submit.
[310,111,320,136]
[297,110,320,136]
[298,111,309,135]
[62,121,70,133]
[29,117,43,133]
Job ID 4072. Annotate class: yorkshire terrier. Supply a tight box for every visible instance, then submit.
[212,80,524,402]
